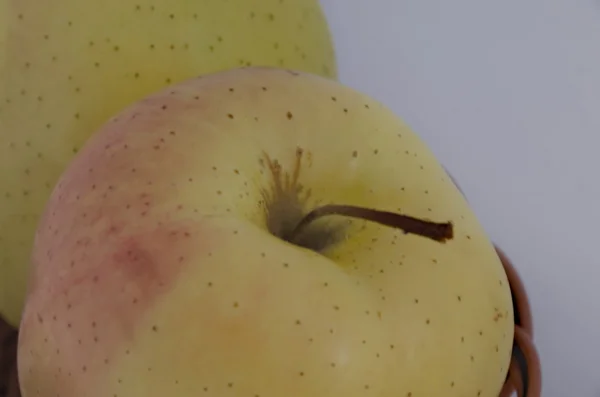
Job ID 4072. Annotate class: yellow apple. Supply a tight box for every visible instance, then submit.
[0,0,337,327]
[18,67,513,397]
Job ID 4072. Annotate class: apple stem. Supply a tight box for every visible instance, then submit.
[288,204,454,243]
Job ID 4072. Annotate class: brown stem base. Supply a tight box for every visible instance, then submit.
[0,315,19,397]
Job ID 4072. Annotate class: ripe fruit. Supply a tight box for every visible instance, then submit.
[18,67,513,397]
[0,0,337,326]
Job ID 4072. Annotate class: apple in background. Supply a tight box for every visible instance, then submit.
[0,0,337,327]
[18,67,513,397]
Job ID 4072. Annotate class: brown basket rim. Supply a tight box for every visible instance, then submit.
[445,168,541,396]
[495,245,542,397]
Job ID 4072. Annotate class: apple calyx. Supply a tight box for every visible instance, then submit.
[287,204,454,244]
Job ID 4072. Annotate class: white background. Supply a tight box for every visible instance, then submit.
[320,1,600,396]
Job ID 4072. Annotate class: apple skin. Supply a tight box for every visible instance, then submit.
[18,67,513,397]
[0,0,337,327]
